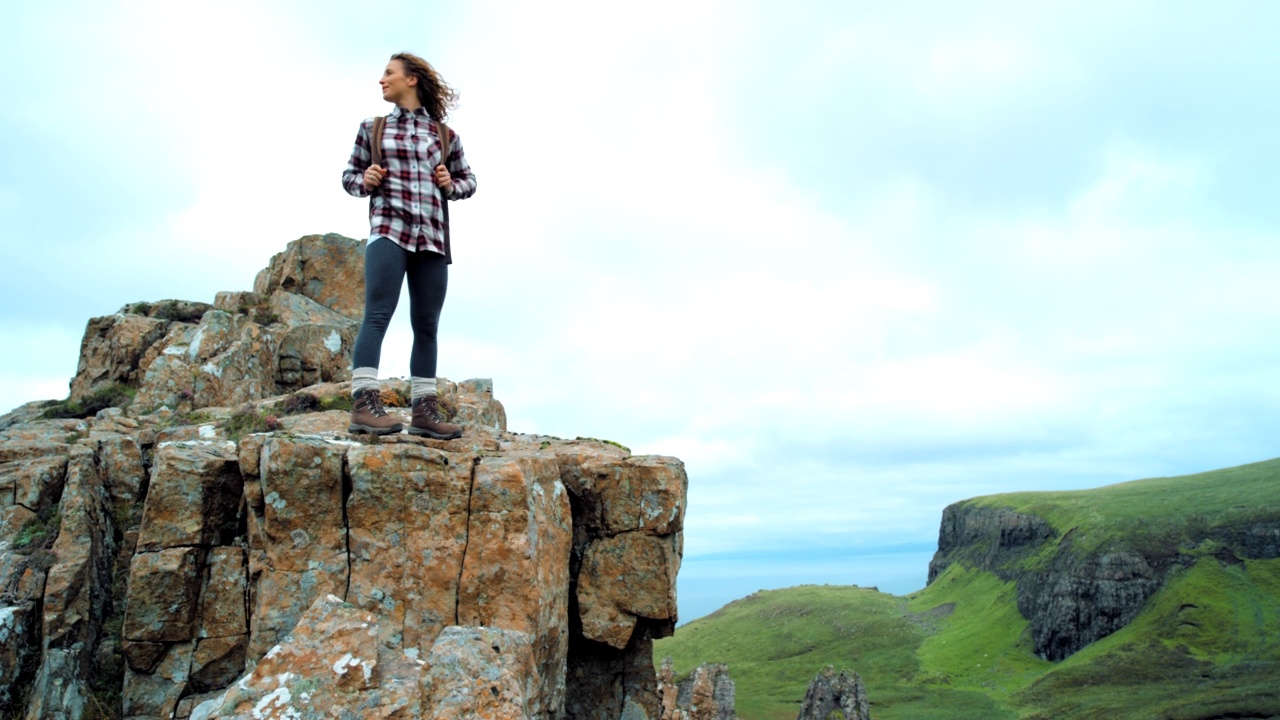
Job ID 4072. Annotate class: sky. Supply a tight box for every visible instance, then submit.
[3,1,1280,623]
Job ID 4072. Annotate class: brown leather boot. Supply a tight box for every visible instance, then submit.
[409,395,462,439]
[348,388,403,435]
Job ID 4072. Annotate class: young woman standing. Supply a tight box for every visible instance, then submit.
[341,53,477,438]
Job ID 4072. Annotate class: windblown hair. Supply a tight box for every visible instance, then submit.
[391,52,458,122]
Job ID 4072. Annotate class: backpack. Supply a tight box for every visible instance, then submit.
[369,115,454,262]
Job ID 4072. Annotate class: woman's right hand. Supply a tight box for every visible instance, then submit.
[363,164,387,191]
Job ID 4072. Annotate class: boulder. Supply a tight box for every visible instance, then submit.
[794,665,870,720]
[253,233,367,320]
[69,312,170,403]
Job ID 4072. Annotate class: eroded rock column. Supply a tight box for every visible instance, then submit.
[243,436,347,661]
[122,441,242,717]
[458,452,573,718]
[345,443,474,653]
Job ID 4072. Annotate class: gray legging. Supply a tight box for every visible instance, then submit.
[351,238,448,377]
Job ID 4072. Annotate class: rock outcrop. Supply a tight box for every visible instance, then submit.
[656,658,736,720]
[794,665,870,720]
[928,501,1280,661]
[69,233,365,413]
[0,234,687,719]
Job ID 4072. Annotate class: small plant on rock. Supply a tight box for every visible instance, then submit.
[575,436,632,453]
[274,392,321,416]
[14,509,60,554]
[381,388,410,408]
[223,404,278,440]
[252,308,281,326]
[319,394,355,412]
[40,382,136,420]
[152,299,206,323]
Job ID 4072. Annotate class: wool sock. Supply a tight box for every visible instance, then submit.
[411,376,437,401]
[352,367,380,396]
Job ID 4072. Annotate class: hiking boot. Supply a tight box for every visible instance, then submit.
[408,395,463,440]
[348,388,403,435]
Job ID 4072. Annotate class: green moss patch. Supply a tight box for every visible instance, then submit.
[40,382,136,419]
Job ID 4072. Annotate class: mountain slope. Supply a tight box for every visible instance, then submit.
[655,459,1280,719]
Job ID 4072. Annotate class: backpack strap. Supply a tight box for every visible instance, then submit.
[438,121,453,264]
[368,116,386,220]
[438,122,451,165]
[370,115,386,168]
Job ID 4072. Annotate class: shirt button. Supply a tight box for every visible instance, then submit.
[411,183,418,190]
[411,164,418,170]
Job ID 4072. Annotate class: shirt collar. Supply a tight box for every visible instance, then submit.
[388,105,431,121]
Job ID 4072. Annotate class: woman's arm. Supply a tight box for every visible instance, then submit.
[442,130,477,201]
[341,120,374,198]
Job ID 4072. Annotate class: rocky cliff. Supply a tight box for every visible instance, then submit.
[928,493,1280,661]
[0,234,687,719]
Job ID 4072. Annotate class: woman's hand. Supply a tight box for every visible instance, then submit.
[433,165,454,194]
[363,165,387,191]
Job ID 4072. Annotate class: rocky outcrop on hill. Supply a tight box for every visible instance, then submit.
[656,658,736,720]
[794,665,870,720]
[69,233,366,413]
[0,235,687,719]
[928,501,1280,661]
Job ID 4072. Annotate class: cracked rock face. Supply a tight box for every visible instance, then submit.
[0,234,687,719]
[0,379,686,719]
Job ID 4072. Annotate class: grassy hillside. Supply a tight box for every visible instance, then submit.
[656,459,1280,719]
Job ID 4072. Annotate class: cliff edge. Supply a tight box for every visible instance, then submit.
[928,467,1280,661]
[0,234,687,719]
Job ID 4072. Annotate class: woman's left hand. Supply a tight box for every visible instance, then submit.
[433,165,453,194]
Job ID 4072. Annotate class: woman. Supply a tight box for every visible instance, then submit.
[341,53,477,438]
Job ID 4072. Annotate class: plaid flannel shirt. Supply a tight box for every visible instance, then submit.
[341,106,477,257]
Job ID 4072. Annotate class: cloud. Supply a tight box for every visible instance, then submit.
[5,0,1280,619]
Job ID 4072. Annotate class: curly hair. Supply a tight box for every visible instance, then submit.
[391,52,458,122]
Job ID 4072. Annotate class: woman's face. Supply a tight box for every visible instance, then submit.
[380,60,417,106]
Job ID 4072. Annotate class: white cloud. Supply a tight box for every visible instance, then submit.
[5,0,1280,619]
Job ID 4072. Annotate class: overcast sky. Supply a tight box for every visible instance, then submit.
[4,1,1279,622]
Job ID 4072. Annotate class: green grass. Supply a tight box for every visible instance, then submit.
[657,459,1280,719]
[655,585,1021,720]
[908,565,1048,699]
